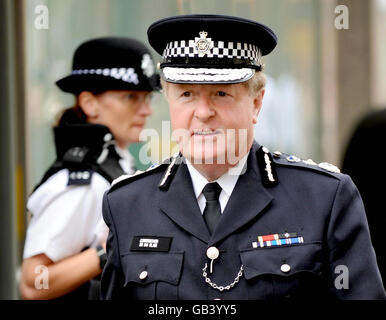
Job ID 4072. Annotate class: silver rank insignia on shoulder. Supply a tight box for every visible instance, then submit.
[147,163,159,171]
[286,155,301,163]
[318,162,341,173]
[273,151,282,158]
[303,158,317,166]
[195,31,214,57]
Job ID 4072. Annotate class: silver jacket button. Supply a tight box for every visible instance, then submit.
[206,247,220,260]
[280,263,291,273]
[139,270,148,280]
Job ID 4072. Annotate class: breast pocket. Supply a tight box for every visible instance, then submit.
[120,251,184,300]
[240,243,324,299]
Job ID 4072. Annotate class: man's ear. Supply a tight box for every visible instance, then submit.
[78,91,99,118]
[252,89,265,124]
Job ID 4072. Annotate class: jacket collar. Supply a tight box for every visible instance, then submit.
[157,142,274,245]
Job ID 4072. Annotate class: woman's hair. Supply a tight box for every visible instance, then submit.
[55,105,87,127]
[54,90,106,127]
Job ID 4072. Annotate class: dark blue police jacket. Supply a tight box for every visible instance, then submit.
[101,142,386,300]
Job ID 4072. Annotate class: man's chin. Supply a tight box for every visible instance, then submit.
[183,147,227,165]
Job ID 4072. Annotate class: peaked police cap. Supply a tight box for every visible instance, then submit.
[147,14,277,84]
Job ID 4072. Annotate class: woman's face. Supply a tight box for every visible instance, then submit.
[89,90,153,148]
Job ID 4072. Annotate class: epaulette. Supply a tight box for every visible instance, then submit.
[108,152,183,193]
[67,169,94,186]
[108,163,166,193]
[269,149,342,179]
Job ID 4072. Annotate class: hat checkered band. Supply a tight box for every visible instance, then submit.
[163,39,263,66]
[72,67,139,85]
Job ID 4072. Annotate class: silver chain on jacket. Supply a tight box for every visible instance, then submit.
[202,263,244,291]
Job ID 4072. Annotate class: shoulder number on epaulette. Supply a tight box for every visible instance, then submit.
[67,169,93,186]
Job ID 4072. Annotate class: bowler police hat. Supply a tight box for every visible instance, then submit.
[147,14,277,84]
[56,37,159,94]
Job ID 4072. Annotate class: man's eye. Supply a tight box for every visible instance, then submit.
[217,91,227,97]
[182,91,191,97]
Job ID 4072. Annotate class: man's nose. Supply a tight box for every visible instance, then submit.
[194,96,215,121]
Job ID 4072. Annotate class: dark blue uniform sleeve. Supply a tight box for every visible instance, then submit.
[326,174,385,299]
[100,191,125,300]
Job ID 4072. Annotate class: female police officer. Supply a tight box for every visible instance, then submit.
[100,15,385,300]
[19,37,158,299]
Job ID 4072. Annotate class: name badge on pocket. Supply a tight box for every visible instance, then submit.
[130,236,173,252]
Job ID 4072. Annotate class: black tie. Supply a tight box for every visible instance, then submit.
[202,182,222,234]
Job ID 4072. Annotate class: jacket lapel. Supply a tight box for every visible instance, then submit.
[209,143,274,246]
[157,162,211,244]
[156,142,274,246]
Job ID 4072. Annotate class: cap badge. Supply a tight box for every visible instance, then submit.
[141,53,155,78]
[195,31,213,57]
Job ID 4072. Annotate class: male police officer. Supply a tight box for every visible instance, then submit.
[101,14,385,299]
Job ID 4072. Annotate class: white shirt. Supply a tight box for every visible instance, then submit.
[23,145,135,262]
[185,152,250,214]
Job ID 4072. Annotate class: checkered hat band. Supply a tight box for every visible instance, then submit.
[163,40,262,65]
[71,67,139,85]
